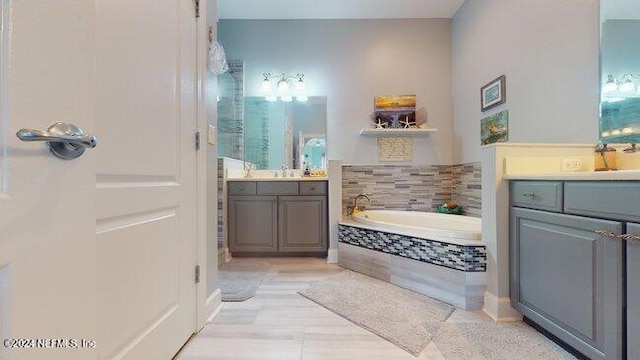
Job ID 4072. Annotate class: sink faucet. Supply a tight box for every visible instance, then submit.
[281,164,288,178]
[348,193,370,215]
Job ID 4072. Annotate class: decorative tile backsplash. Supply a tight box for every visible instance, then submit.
[342,165,452,215]
[339,224,487,272]
[452,163,482,217]
[341,162,481,217]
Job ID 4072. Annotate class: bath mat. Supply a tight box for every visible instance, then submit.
[219,260,270,302]
[298,270,455,356]
[433,322,576,360]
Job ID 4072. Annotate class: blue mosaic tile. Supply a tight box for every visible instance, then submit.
[339,224,486,272]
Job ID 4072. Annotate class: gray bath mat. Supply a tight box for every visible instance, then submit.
[219,260,270,302]
[298,270,455,356]
[433,322,576,359]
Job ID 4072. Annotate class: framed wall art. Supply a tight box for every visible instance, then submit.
[481,75,506,112]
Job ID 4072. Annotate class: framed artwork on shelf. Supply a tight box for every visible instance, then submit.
[480,75,506,112]
[373,95,416,129]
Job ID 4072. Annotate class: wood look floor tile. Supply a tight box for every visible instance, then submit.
[445,309,493,323]
[176,258,449,360]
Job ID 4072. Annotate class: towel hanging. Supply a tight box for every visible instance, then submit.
[208,38,229,75]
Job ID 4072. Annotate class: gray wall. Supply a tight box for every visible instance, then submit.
[452,0,600,163]
[219,19,454,165]
[601,20,640,77]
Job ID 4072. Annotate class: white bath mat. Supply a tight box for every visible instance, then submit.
[298,270,455,356]
[433,322,576,359]
[219,260,270,302]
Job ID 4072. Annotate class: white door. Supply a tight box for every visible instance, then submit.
[94,0,198,359]
[0,1,200,359]
[0,1,97,360]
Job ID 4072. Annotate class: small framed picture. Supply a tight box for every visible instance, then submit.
[480,75,506,112]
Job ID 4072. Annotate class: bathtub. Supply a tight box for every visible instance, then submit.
[338,210,486,310]
[350,210,481,243]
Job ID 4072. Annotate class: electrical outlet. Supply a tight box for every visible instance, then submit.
[561,158,583,172]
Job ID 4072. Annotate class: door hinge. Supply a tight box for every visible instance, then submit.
[194,0,200,18]
[195,265,201,284]
[195,131,201,151]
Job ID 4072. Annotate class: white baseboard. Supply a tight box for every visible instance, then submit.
[206,288,223,323]
[482,291,522,322]
[327,248,338,263]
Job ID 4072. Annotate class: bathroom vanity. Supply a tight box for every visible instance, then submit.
[227,179,328,256]
[509,177,640,359]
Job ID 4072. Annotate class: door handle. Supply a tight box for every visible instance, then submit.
[619,234,640,242]
[595,230,618,238]
[16,122,97,159]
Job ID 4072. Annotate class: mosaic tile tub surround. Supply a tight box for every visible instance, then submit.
[338,224,487,272]
[342,163,482,217]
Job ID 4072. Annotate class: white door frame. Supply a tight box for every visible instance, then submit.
[196,0,222,329]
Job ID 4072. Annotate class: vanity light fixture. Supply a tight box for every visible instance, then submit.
[602,74,640,95]
[260,72,308,102]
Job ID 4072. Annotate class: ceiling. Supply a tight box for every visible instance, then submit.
[217,0,466,20]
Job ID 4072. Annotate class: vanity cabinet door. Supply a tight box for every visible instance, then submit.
[278,196,327,253]
[228,196,278,253]
[510,207,624,360]
[628,223,640,360]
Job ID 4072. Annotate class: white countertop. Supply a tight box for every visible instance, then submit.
[226,177,328,182]
[504,170,640,181]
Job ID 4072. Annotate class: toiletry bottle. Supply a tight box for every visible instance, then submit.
[594,143,617,171]
[303,161,310,177]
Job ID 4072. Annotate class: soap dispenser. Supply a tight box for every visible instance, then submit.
[594,143,617,171]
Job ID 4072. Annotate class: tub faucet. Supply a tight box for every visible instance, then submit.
[348,193,370,215]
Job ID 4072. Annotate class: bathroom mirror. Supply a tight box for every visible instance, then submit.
[600,0,640,143]
[243,96,327,170]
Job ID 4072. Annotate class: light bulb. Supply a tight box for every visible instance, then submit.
[278,79,290,94]
[603,75,617,94]
[260,79,272,94]
[280,96,293,102]
[619,77,636,94]
[296,79,307,92]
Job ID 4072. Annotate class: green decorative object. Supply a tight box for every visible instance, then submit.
[437,201,463,215]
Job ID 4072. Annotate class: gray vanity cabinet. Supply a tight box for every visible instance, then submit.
[227,180,328,256]
[510,180,626,360]
[628,223,640,360]
[228,195,278,253]
[279,196,327,252]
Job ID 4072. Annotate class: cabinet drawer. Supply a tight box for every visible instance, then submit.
[227,181,256,195]
[300,181,327,195]
[564,181,640,222]
[511,181,563,212]
[257,181,299,195]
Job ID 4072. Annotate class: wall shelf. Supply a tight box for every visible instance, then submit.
[359,128,438,137]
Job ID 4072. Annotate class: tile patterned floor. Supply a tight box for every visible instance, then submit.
[174,258,533,359]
